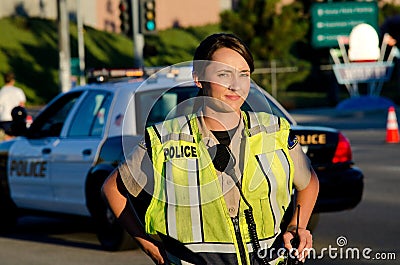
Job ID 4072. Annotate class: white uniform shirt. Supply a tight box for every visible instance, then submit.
[0,85,26,121]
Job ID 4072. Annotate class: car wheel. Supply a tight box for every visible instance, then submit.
[86,171,137,251]
[95,205,137,251]
[0,199,18,233]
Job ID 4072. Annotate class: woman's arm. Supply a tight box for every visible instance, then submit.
[102,169,167,265]
[283,168,319,262]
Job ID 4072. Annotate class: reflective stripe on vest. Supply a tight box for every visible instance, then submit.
[145,112,294,264]
[147,116,205,242]
[244,112,293,236]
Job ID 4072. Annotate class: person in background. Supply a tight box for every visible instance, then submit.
[0,71,26,140]
[380,15,400,83]
[102,33,319,265]
[381,15,400,49]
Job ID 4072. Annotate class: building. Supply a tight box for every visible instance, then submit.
[0,0,233,33]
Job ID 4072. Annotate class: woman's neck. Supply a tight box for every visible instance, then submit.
[203,106,241,131]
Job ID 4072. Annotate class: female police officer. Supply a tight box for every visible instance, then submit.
[102,33,319,265]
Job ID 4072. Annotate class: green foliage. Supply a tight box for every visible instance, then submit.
[220,0,311,95]
[80,26,134,69]
[0,17,219,105]
[0,17,60,105]
[221,0,308,61]
[0,16,135,105]
[379,2,400,24]
[2,2,400,107]
[144,24,221,66]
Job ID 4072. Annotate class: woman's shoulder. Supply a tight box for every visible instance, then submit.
[243,111,291,130]
[146,114,198,138]
[151,114,196,127]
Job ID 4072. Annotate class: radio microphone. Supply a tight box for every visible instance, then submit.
[208,144,251,207]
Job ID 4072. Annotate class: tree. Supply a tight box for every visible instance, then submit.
[220,0,311,98]
[220,0,309,63]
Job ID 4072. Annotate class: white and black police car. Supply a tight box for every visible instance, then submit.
[0,65,363,251]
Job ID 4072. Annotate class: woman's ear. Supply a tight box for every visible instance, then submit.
[192,72,202,88]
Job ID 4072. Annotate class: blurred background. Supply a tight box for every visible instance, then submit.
[0,0,400,109]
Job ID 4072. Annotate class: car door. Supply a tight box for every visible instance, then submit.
[8,91,84,212]
[48,90,113,216]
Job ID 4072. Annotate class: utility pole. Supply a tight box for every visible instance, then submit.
[58,0,71,92]
[271,60,277,99]
[132,0,144,68]
[77,0,86,85]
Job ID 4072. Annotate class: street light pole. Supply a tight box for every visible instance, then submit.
[58,0,71,93]
[132,0,144,68]
[77,0,86,85]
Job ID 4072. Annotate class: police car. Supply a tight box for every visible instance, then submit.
[0,65,363,251]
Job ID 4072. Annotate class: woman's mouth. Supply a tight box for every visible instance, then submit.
[225,94,241,101]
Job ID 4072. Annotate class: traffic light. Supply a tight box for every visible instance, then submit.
[119,0,132,36]
[139,0,157,35]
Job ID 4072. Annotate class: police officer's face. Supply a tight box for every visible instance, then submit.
[201,48,251,114]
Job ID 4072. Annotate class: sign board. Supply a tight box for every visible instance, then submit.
[70,57,80,76]
[332,62,394,84]
[311,1,378,48]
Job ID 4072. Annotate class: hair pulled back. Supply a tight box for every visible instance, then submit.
[193,33,254,75]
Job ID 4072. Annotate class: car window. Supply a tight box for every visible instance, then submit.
[68,91,112,137]
[135,85,290,134]
[135,86,199,133]
[242,85,289,120]
[27,91,83,138]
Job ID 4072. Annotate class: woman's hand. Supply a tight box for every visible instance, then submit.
[283,227,312,263]
[283,167,319,263]
[136,237,168,265]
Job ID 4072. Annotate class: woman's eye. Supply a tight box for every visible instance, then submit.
[239,71,250,78]
[218,72,231,78]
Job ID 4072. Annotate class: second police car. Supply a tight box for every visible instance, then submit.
[0,65,364,251]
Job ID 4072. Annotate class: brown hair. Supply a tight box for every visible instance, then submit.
[3,72,15,84]
[193,33,254,75]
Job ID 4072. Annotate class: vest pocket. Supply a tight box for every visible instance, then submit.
[258,197,276,238]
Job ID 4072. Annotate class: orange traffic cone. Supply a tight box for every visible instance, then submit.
[386,106,399,143]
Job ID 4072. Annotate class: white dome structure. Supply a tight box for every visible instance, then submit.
[348,23,380,62]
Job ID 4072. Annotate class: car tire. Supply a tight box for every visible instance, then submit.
[0,198,18,234]
[95,204,137,251]
[86,171,137,251]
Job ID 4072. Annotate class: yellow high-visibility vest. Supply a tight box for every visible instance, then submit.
[145,111,294,265]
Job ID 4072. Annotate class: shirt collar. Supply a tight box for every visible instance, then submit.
[194,109,245,148]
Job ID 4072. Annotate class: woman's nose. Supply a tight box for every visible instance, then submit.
[227,76,240,91]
